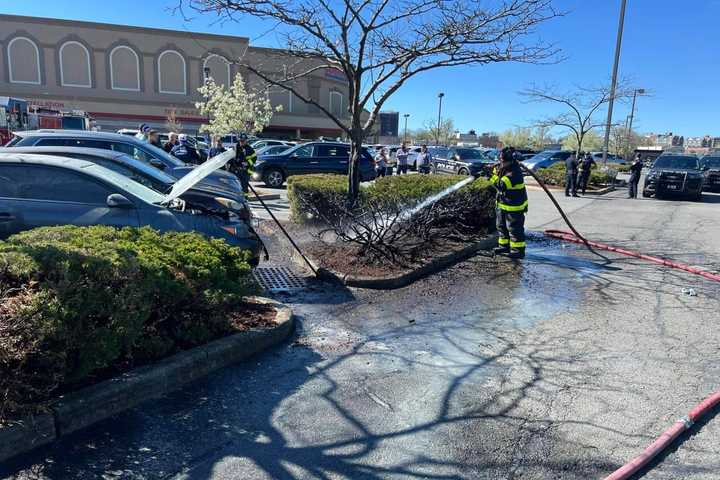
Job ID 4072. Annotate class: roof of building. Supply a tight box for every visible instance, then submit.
[0,14,250,44]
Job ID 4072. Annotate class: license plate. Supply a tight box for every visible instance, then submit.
[666,184,678,190]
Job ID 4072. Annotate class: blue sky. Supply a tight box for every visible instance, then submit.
[3,1,718,136]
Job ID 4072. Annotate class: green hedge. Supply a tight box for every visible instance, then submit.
[534,162,616,187]
[288,173,495,224]
[0,226,258,420]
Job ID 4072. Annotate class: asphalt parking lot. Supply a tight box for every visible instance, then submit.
[4,185,720,480]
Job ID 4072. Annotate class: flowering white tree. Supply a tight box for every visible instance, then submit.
[196,73,281,137]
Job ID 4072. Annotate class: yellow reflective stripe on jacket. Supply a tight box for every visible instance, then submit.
[501,175,525,190]
[498,237,510,245]
[497,200,528,212]
[498,174,525,191]
[510,240,526,248]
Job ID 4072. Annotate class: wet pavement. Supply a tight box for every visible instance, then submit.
[3,188,720,479]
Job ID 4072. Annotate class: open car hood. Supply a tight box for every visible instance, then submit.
[164,150,234,203]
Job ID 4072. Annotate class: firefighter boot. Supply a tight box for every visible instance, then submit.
[493,245,510,255]
[507,247,525,259]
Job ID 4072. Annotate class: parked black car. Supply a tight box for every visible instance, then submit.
[700,155,720,192]
[431,147,495,176]
[0,154,262,264]
[253,142,377,187]
[643,154,704,200]
[6,130,242,194]
[2,146,253,220]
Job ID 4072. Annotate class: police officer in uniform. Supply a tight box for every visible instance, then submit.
[231,133,257,193]
[490,147,528,259]
[565,152,580,197]
[170,134,200,164]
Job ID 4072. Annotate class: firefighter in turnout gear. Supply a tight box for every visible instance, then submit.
[490,147,528,259]
[230,133,257,193]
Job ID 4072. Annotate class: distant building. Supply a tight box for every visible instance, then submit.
[455,130,478,145]
[478,132,500,148]
[0,14,350,138]
[378,112,399,137]
[373,111,400,144]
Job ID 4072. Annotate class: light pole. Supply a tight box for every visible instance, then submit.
[601,0,628,165]
[436,92,445,146]
[625,88,644,159]
[403,113,410,143]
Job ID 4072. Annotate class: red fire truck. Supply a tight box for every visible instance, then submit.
[0,97,29,145]
[28,106,91,131]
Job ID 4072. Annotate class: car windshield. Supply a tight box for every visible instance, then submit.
[141,142,186,167]
[454,148,482,160]
[653,156,699,170]
[703,156,720,168]
[81,163,166,204]
[528,151,555,161]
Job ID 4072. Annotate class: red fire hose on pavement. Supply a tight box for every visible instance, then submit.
[517,165,720,479]
[544,229,720,283]
[541,230,720,478]
[545,229,720,480]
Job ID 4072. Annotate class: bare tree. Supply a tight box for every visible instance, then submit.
[187,0,561,200]
[522,82,634,157]
[165,108,183,133]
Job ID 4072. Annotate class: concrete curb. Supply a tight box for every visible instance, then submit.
[248,193,282,202]
[0,297,293,463]
[294,235,497,290]
[525,184,615,195]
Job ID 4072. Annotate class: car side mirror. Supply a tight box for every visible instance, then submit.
[107,194,134,209]
[149,158,165,170]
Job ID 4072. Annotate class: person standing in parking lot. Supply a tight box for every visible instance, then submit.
[417,145,431,174]
[232,133,257,193]
[628,153,643,199]
[396,143,409,174]
[135,123,151,142]
[147,130,162,149]
[164,132,178,153]
[171,134,200,164]
[577,152,596,195]
[208,136,226,158]
[491,147,528,259]
[374,148,388,178]
[565,153,579,197]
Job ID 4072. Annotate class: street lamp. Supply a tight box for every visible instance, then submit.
[403,113,410,143]
[624,88,645,159]
[436,92,445,146]
[601,0,628,165]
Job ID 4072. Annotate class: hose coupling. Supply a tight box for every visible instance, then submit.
[678,416,694,429]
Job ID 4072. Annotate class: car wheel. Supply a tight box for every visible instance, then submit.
[263,168,284,188]
[458,167,470,176]
[642,190,651,198]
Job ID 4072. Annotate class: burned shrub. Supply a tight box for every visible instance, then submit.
[288,174,495,265]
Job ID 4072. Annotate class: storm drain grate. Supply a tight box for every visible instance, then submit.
[253,266,307,292]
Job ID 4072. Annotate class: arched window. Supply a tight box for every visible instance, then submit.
[203,54,231,88]
[330,91,344,117]
[59,41,91,88]
[268,87,293,113]
[109,45,140,91]
[8,37,41,85]
[158,50,186,94]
